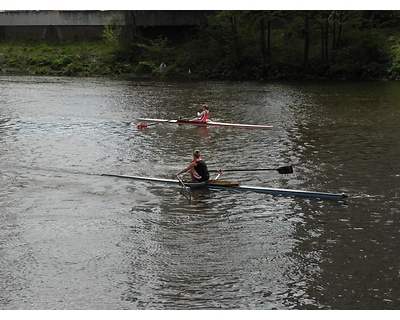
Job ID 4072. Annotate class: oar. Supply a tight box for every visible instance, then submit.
[137,122,158,129]
[210,165,293,174]
[176,174,192,202]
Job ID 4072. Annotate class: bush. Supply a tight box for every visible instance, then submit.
[164,64,181,76]
[135,61,157,75]
[115,63,133,73]
[64,62,83,75]
[27,55,52,66]
[51,56,73,70]
[7,58,18,67]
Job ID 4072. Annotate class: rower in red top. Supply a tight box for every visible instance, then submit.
[176,149,210,182]
[193,105,210,123]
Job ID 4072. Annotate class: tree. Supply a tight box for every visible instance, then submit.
[230,13,240,64]
[110,10,400,79]
[303,12,310,67]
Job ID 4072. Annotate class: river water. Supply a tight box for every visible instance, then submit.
[0,76,399,310]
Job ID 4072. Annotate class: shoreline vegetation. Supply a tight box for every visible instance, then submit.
[1,11,400,81]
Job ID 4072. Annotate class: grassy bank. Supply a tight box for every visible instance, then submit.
[0,40,136,77]
[2,35,400,80]
[4,11,400,81]
[0,39,195,79]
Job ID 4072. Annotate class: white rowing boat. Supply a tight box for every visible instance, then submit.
[102,174,347,200]
[136,118,274,130]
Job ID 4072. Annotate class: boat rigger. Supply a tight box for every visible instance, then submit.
[102,174,347,200]
[136,118,274,130]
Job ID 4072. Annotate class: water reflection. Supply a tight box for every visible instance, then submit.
[120,189,307,309]
[286,81,400,309]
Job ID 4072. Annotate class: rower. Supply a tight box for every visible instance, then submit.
[193,105,210,123]
[176,150,210,182]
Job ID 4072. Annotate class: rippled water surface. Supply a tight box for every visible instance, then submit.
[0,76,399,310]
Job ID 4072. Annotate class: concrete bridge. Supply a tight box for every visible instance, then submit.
[0,10,211,40]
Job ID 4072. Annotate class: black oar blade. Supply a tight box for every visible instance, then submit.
[210,165,294,173]
[277,165,293,174]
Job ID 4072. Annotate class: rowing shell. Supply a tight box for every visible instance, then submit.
[136,118,273,130]
[102,174,347,200]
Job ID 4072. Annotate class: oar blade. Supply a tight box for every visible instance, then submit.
[277,165,293,174]
[210,165,293,173]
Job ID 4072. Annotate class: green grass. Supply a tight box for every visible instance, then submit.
[2,34,400,80]
[0,40,120,76]
[0,39,175,77]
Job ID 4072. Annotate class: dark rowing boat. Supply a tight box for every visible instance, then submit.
[102,174,347,200]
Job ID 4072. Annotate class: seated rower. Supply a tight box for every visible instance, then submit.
[193,105,210,123]
[176,149,210,182]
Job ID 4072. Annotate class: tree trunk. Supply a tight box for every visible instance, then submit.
[260,17,268,63]
[334,11,343,61]
[303,13,310,67]
[325,14,329,62]
[230,15,240,63]
[267,19,271,58]
[124,11,138,42]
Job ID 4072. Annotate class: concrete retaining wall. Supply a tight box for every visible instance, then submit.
[0,10,210,40]
[0,11,124,26]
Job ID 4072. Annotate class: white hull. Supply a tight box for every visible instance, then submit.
[136,118,273,130]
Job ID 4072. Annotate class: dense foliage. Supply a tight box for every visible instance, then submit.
[130,10,400,80]
[1,10,400,80]
[0,40,120,76]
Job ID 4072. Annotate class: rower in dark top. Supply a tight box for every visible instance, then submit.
[176,150,210,182]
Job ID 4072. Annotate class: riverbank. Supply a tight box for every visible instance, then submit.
[0,40,126,77]
[0,39,196,80]
[1,39,400,81]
